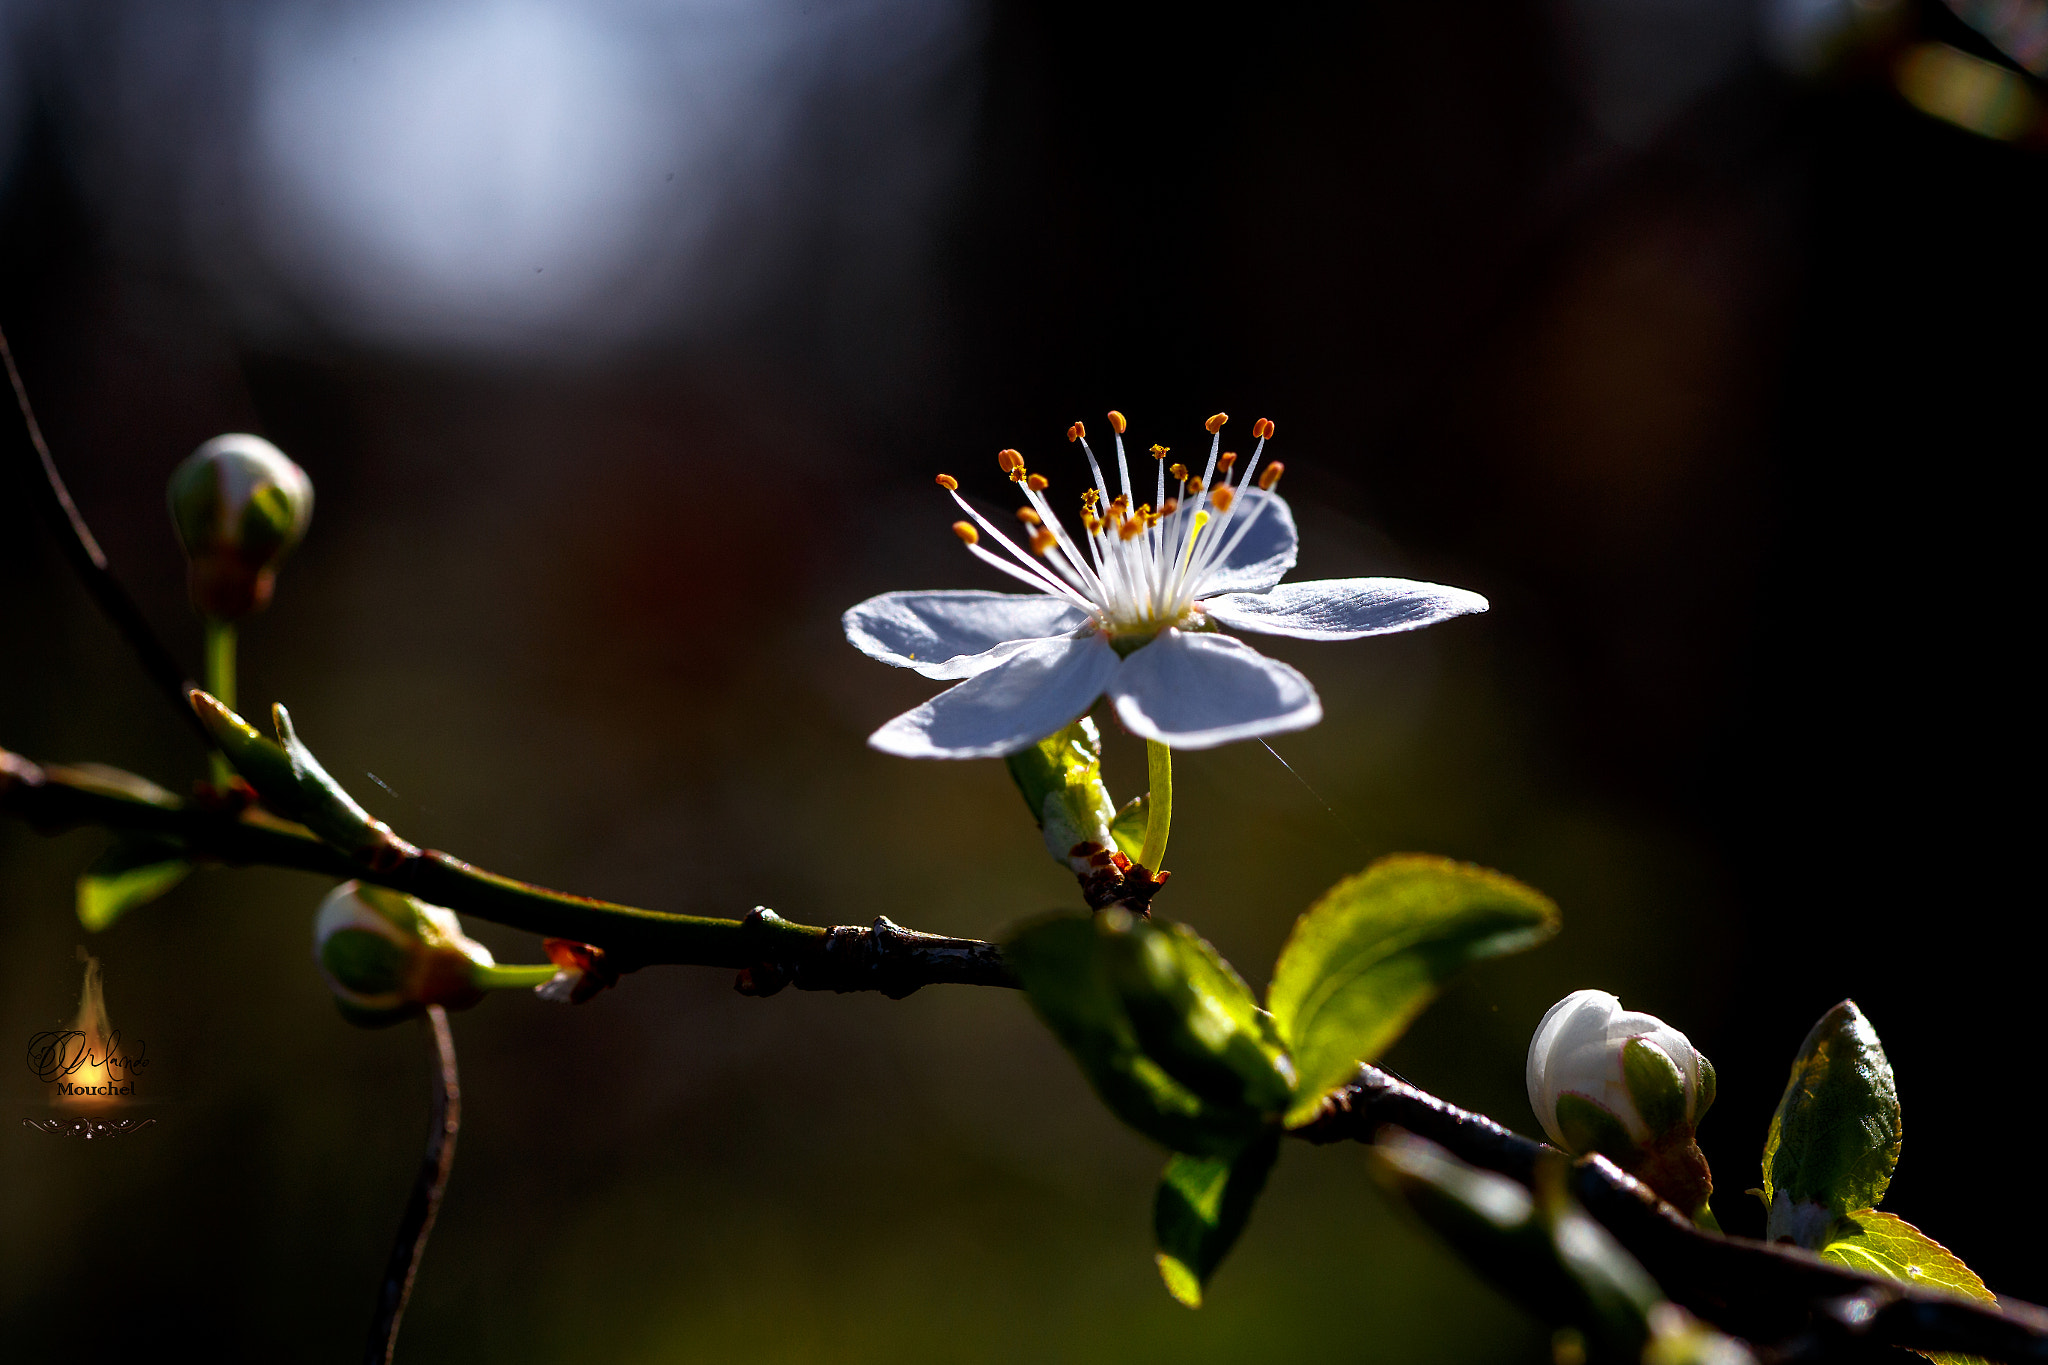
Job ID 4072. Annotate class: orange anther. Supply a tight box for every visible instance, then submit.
[1218,451,1237,470]
[1067,422,1085,442]
[1118,516,1145,540]
[952,521,980,545]
[1026,473,1049,491]
[1008,467,1029,483]
[1159,498,1179,515]
[1016,507,1042,525]
[1204,412,1228,433]
[1210,485,1235,512]
[935,473,959,490]
[1169,462,1188,482]
[1081,512,1103,534]
[1253,418,1275,440]
[1081,487,1100,507]
[1107,411,1127,434]
[997,448,1024,473]
[1149,444,1170,459]
[1186,478,1204,495]
[1030,528,1057,556]
[1258,461,1285,491]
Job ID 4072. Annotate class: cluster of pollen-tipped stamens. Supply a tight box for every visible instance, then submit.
[933,411,1283,637]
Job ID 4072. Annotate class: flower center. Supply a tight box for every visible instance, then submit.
[933,411,1284,635]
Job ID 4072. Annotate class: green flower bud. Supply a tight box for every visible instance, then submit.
[1527,990,1717,1220]
[167,434,313,619]
[313,881,493,1026]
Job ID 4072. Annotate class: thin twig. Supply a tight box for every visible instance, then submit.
[1,321,210,747]
[367,1005,460,1365]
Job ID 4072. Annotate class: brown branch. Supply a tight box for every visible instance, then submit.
[367,1005,460,1364]
[1297,1065,2048,1363]
[0,744,1015,994]
[7,747,2042,1357]
[1,322,210,748]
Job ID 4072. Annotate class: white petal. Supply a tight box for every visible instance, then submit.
[1107,630,1321,750]
[1191,489,1299,596]
[868,633,1121,759]
[1203,578,1489,640]
[843,591,1090,680]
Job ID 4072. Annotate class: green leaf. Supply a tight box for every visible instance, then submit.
[76,838,192,931]
[191,692,386,855]
[1007,914,1267,1156]
[272,705,386,854]
[1004,718,1118,868]
[1266,855,1560,1125]
[1820,1209,1995,1302]
[1762,1000,1899,1241]
[1821,1209,1996,1364]
[1100,912,1295,1117]
[1109,795,1148,862]
[1370,1134,1661,1361]
[190,689,303,800]
[1153,1134,1280,1307]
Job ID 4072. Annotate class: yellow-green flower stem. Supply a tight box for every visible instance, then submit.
[204,618,238,789]
[471,963,563,991]
[1139,739,1172,873]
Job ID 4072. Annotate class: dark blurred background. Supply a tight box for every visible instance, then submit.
[3,0,2042,1360]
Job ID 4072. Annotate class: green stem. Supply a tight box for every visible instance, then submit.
[1139,739,1172,873]
[204,619,238,788]
[471,963,562,991]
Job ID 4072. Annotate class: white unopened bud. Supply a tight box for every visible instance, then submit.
[313,881,495,1025]
[1527,989,1717,1219]
[167,434,314,619]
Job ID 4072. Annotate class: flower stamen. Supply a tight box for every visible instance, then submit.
[937,413,1284,636]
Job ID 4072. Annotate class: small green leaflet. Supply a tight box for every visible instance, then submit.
[1153,1135,1280,1308]
[1821,1210,1997,1365]
[1761,1000,1900,1231]
[1266,855,1559,1125]
[77,837,192,932]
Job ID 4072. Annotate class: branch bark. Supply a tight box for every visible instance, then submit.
[1298,1065,2048,1363]
[0,745,1015,993]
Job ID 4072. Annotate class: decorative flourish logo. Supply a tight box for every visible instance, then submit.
[21,949,154,1138]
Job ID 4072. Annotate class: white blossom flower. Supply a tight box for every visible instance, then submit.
[846,412,1488,758]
